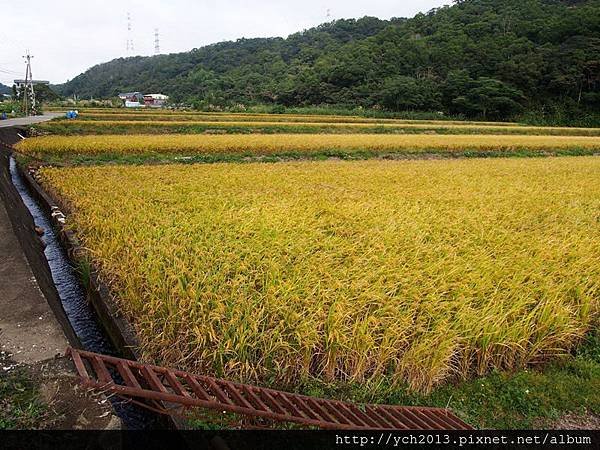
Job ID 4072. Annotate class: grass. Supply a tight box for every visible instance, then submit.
[16,133,600,164]
[37,157,600,394]
[186,333,600,429]
[298,331,600,429]
[0,364,47,429]
[20,148,596,169]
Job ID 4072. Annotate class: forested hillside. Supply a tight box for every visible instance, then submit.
[57,0,600,121]
[0,83,11,95]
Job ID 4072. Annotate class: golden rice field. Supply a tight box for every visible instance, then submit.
[73,112,519,126]
[55,119,509,129]
[17,133,600,160]
[42,119,600,136]
[48,108,519,126]
[38,157,600,392]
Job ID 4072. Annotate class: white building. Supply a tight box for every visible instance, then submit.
[143,93,169,107]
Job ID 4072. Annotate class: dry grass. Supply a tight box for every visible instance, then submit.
[17,133,600,160]
[38,157,600,392]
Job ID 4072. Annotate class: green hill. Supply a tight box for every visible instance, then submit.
[0,83,12,95]
[56,0,600,121]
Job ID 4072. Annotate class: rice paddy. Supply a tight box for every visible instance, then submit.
[16,133,600,163]
[36,120,600,136]
[46,109,519,126]
[69,112,518,125]
[25,106,600,413]
[37,157,600,393]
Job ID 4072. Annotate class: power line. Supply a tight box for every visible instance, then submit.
[126,12,134,54]
[0,67,21,75]
[154,28,160,55]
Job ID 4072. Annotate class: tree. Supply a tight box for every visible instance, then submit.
[12,83,60,105]
[33,84,61,103]
[452,77,525,119]
[443,69,472,112]
[379,76,442,111]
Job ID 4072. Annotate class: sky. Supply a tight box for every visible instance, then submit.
[0,0,449,86]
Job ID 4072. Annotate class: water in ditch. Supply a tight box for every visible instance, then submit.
[9,156,160,429]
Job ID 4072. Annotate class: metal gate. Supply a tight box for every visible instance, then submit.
[68,347,472,430]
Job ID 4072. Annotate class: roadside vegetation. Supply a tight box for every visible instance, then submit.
[0,356,47,429]
[0,101,22,118]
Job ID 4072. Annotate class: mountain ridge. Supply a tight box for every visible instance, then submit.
[56,0,600,120]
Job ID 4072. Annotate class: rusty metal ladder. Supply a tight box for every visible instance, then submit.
[67,347,472,430]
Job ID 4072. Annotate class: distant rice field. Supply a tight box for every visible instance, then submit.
[73,112,520,126]
[38,157,600,392]
[38,119,600,136]
[46,108,519,126]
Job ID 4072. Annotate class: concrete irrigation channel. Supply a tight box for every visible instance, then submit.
[0,124,174,430]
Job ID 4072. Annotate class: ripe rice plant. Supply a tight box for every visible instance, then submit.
[37,157,600,392]
[17,133,600,162]
[47,107,518,125]
[39,120,600,136]
[74,112,519,126]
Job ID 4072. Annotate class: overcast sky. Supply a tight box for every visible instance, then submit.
[0,0,448,85]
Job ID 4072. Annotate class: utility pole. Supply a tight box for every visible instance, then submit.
[22,51,36,116]
[154,28,160,55]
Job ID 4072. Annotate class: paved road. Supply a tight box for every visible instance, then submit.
[0,112,62,128]
[0,198,68,363]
